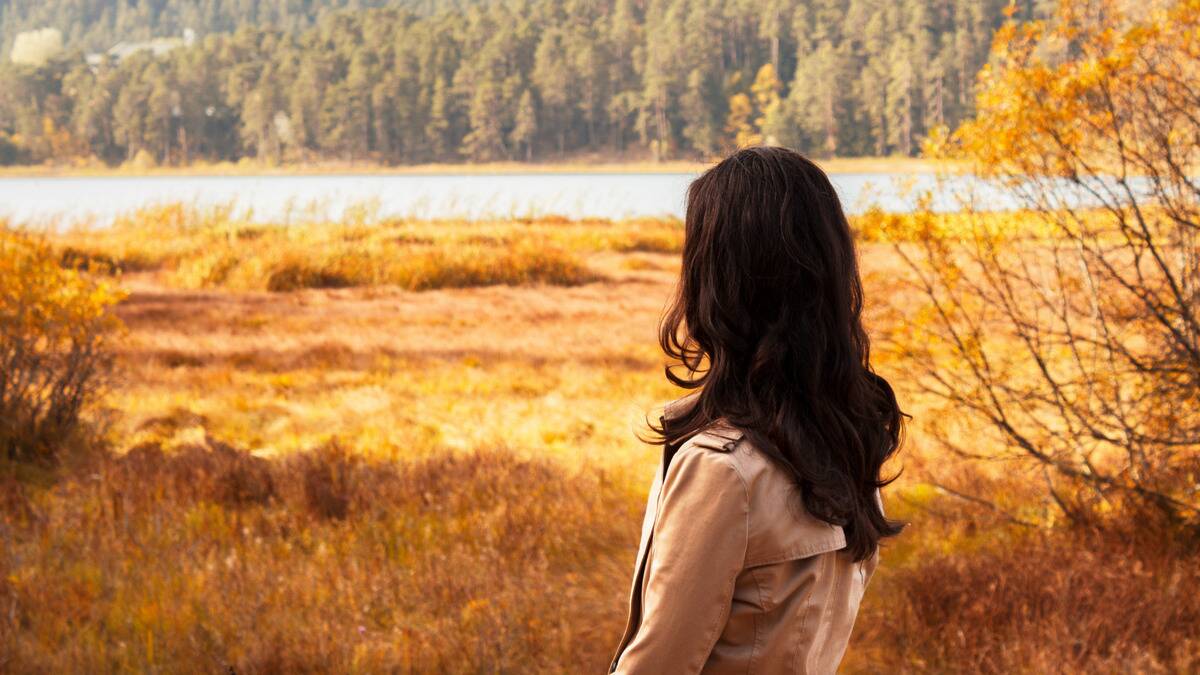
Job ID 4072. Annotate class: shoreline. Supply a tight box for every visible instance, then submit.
[0,156,962,179]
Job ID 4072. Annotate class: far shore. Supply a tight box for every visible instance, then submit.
[0,155,963,179]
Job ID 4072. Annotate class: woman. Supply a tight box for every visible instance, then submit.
[609,147,905,674]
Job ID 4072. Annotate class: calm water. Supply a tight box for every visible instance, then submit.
[0,171,1017,226]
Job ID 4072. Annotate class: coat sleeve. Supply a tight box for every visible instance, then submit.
[612,446,749,674]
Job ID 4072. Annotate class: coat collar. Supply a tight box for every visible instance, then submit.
[660,391,700,422]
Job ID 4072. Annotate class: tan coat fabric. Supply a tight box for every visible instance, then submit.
[610,403,878,674]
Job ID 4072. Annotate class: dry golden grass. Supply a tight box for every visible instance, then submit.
[39,202,1090,296]
[3,207,1197,673]
[48,204,667,292]
[101,265,680,472]
[1,440,642,671]
[3,216,690,671]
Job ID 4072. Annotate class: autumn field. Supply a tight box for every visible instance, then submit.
[2,200,1198,673]
[5,0,1200,671]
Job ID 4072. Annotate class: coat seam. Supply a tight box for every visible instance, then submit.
[816,552,845,669]
[747,566,766,675]
[789,552,828,673]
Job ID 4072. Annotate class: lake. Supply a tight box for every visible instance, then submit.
[0,171,1019,226]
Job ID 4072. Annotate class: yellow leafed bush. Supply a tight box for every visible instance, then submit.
[0,231,125,463]
[853,204,1070,243]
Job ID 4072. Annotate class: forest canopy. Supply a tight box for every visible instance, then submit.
[0,0,1039,166]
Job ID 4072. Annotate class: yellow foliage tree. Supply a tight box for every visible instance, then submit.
[902,0,1200,529]
[750,63,782,145]
[725,93,758,148]
[726,64,784,149]
[41,116,88,161]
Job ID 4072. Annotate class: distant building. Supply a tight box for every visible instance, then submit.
[85,28,195,68]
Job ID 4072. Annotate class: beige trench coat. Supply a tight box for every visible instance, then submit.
[610,401,879,674]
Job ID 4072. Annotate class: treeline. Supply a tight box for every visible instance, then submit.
[0,0,1038,167]
[0,0,462,54]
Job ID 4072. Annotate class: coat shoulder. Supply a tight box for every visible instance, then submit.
[667,424,746,483]
[687,428,849,565]
[675,424,772,480]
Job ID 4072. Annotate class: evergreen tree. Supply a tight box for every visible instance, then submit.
[680,67,721,157]
[532,27,572,155]
[461,79,506,162]
[510,89,538,161]
[424,75,450,160]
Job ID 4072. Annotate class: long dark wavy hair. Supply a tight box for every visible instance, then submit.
[654,146,905,561]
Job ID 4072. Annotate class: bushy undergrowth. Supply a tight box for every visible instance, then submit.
[855,520,1200,673]
[38,202,1107,293]
[261,241,596,292]
[41,204,692,292]
[852,204,1078,243]
[0,232,124,464]
[0,438,641,672]
[10,435,1197,673]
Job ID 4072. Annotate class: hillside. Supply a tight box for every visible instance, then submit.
[0,0,1040,166]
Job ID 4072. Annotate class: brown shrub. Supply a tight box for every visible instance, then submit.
[266,261,356,292]
[613,230,682,253]
[113,436,276,510]
[854,521,1200,673]
[288,442,357,520]
[58,246,125,274]
[392,245,599,291]
[0,471,35,524]
[527,214,572,225]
